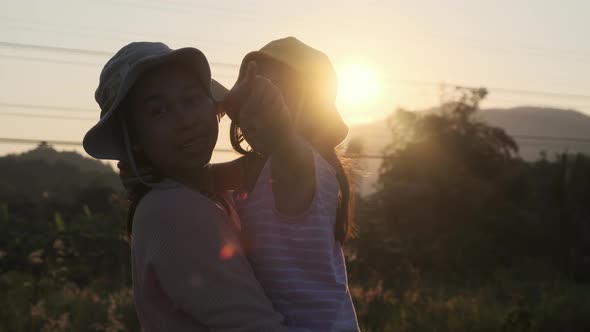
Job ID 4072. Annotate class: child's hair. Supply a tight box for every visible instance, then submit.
[229,116,354,244]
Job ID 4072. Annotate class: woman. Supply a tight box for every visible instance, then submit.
[83,41,308,331]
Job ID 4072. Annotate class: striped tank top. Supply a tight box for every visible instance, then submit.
[234,149,359,331]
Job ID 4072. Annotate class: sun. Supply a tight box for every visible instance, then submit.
[336,63,380,109]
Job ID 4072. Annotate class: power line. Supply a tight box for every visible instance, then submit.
[4,49,588,103]
[0,137,237,154]
[0,102,96,113]
[0,111,94,121]
[0,52,239,73]
[4,103,589,145]
[360,132,590,145]
[0,41,110,56]
[3,102,590,147]
[482,96,590,109]
[0,53,102,66]
[386,80,590,101]
[3,102,590,144]
[0,41,240,69]
[0,137,84,147]
[0,137,383,159]
[2,133,589,151]
[512,134,590,144]
[485,87,590,101]
[0,16,203,47]
[1,136,588,162]
[3,41,590,101]
[4,5,587,62]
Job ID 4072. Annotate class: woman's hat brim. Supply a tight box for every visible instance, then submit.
[83,47,227,161]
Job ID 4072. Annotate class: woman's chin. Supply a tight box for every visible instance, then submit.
[158,148,214,180]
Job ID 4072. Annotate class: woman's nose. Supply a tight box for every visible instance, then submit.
[175,103,200,129]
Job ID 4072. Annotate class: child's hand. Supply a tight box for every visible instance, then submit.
[223,62,294,154]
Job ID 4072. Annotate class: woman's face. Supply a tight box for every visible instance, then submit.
[128,62,218,177]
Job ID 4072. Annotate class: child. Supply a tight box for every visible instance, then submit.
[223,37,359,332]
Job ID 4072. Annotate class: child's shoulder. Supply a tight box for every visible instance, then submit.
[312,147,338,176]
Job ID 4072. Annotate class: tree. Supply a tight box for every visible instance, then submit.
[349,87,523,286]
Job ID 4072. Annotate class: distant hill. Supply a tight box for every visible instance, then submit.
[479,107,590,159]
[347,106,590,196]
[0,144,121,203]
[9,142,115,174]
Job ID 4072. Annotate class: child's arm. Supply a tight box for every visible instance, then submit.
[228,63,315,212]
[265,122,316,215]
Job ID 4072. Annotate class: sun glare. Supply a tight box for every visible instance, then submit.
[337,63,380,109]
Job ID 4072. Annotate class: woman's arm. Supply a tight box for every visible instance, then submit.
[136,186,306,331]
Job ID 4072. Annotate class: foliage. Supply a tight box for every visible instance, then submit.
[2,101,590,331]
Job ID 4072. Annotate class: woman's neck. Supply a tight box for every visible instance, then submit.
[169,165,211,192]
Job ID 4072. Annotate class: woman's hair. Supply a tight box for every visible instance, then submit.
[125,181,151,242]
[120,105,154,242]
[121,98,231,243]
[229,108,354,244]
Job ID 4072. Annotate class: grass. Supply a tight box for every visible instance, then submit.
[352,271,590,332]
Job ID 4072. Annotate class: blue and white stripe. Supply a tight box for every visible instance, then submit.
[235,150,359,331]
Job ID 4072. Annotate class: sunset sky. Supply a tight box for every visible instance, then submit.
[1,0,589,161]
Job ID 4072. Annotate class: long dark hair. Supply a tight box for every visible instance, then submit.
[125,181,151,242]
[121,105,230,243]
[229,119,354,244]
[119,108,154,243]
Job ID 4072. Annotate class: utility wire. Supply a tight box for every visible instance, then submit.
[0,41,240,69]
[0,137,238,153]
[0,112,94,121]
[0,102,96,113]
[3,41,590,100]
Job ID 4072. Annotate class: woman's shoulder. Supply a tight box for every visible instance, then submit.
[135,181,227,228]
[148,182,215,206]
[132,181,235,254]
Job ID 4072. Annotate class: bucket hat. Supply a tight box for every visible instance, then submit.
[83,41,227,160]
